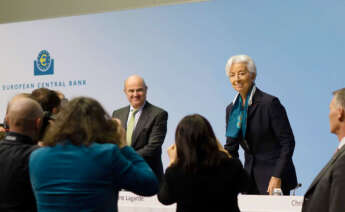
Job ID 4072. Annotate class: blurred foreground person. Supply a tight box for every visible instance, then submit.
[29,97,158,212]
[302,88,345,212]
[2,93,33,132]
[0,95,43,211]
[0,125,6,140]
[224,55,297,195]
[31,88,61,138]
[158,114,249,212]
[31,88,61,115]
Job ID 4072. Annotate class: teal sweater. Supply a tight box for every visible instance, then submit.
[29,141,158,212]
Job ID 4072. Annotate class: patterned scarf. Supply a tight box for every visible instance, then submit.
[226,84,256,139]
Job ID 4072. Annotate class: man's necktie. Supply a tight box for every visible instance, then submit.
[126,109,138,146]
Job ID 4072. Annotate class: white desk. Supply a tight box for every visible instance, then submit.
[238,194,303,212]
[118,191,304,212]
[118,191,175,212]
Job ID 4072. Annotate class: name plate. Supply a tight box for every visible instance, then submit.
[238,194,303,212]
[118,191,176,209]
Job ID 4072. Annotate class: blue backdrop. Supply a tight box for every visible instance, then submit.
[1,0,344,195]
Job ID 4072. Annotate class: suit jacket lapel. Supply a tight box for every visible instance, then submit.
[119,106,130,129]
[306,145,345,194]
[131,102,151,146]
[247,88,261,119]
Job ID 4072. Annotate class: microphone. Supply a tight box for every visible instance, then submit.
[292,183,302,196]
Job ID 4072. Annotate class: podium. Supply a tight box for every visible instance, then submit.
[118,191,304,212]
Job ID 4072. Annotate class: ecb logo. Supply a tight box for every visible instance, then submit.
[34,50,54,76]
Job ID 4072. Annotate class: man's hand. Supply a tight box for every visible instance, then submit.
[267,176,282,195]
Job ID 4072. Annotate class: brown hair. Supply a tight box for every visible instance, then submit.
[32,88,60,113]
[42,97,121,146]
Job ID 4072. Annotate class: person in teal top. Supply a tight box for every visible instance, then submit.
[29,97,158,212]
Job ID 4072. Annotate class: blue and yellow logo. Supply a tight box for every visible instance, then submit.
[34,50,54,76]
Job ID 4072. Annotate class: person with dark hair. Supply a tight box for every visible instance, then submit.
[0,95,44,211]
[158,114,249,212]
[29,97,158,212]
[31,88,62,138]
[31,88,61,114]
[55,90,68,109]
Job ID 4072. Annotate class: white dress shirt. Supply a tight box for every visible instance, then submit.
[338,137,345,150]
[127,102,146,129]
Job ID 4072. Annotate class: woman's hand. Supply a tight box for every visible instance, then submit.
[112,118,127,149]
[167,144,177,166]
[217,139,231,158]
[267,176,282,195]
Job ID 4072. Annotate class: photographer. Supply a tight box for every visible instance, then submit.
[31,88,62,138]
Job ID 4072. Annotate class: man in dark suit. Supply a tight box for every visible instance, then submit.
[302,88,345,212]
[0,94,44,211]
[112,75,168,181]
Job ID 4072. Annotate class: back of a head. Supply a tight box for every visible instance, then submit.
[175,114,223,172]
[55,90,68,108]
[4,93,34,130]
[31,88,60,113]
[5,93,33,114]
[6,97,44,135]
[0,96,41,212]
[43,97,121,146]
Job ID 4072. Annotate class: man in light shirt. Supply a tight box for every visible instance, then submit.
[112,75,168,182]
[302,87,345,212]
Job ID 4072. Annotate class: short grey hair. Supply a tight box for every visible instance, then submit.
[225,54,257,81]
[333,88,345,109]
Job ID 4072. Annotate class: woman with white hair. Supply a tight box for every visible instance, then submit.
[224,55,298,195]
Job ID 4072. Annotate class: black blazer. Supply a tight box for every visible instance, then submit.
[225,88,297,194]
[158,156,250,212]
[0,132,38,211]
[302,144,345,212]
[112,101,168,181]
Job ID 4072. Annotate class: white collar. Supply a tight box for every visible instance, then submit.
[338,137,345,150]
[130,101,146,112]
[232,84,256,106]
